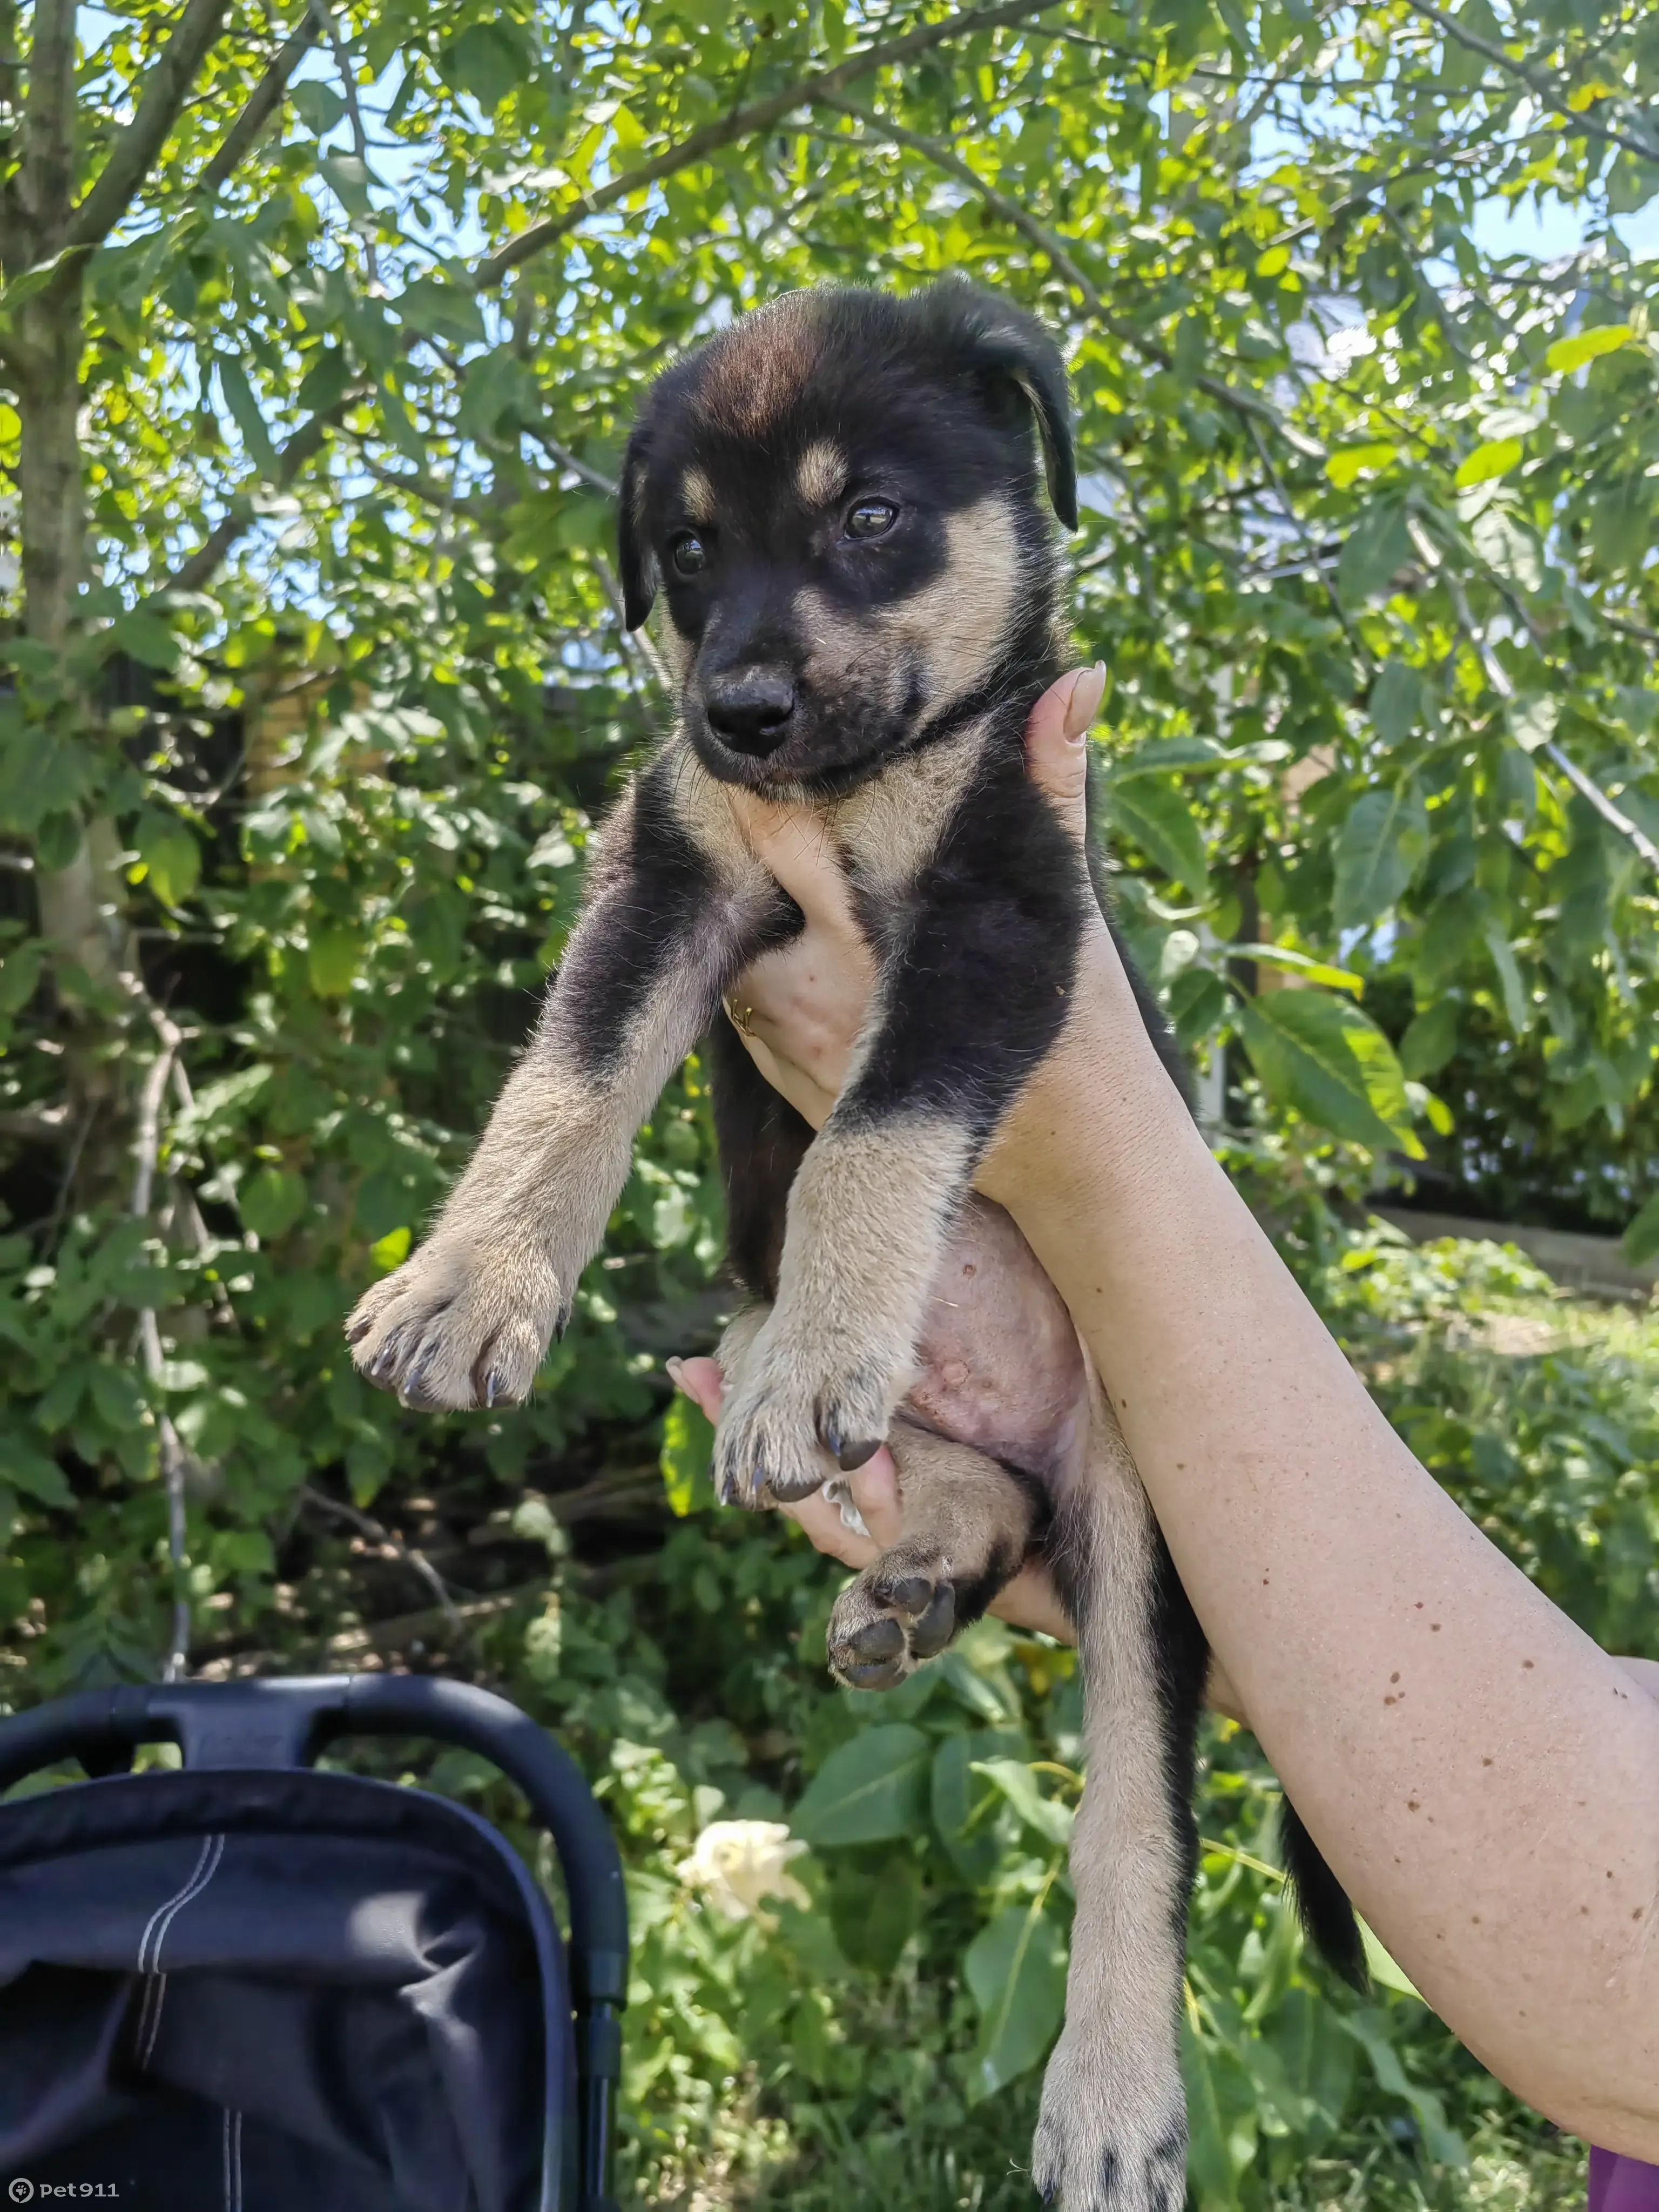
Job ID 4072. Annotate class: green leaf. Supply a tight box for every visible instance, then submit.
[1336,503,1413,601]
[1342,2010,1466,2168]
[969,1757,1074,1847]
[0,724,93,834]
[1167,966,1228,1046]
[1182,2016,1244,2209]
[1237,944,1364,995]
[135,810,200,907]
[110,609,181,671]
[289,80,347,135]
[1360,1919,1424,2000]
[660,1392,714,1517]
[1481,920,1530,1033]
[1332,783,1428,931]
[1369,660,1425,745]
[240,1166,307,1240]
[215,354,278,477]
[1399,1000,1459,1080]
[930,1727,1024,1884]
[1454,437,1523,488]
[1325,442,1397,489]
[1621,1191,1659,1268]
[964,1896,1068,2101]
[369,1224,411,1272]
[1111,776,1209,895]
[442,21,526,111]
[0,939,44,1016]
[1545,323,1633,375]
[307,926,360,997]
[320,153,377,221]
[396,276,488,350]
[1508,696,1559,754]
[0,1439,73,1509]
[1240,990,1422,1155]
[792,1723,930,1847]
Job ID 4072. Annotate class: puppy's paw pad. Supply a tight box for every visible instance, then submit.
[828,1553,958,1690]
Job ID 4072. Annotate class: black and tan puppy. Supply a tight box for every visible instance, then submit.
[346,279,1360,2211]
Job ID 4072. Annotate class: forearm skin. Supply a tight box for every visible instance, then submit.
[986,933,1659,2156]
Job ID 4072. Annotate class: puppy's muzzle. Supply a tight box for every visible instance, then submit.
[703,665,797,757]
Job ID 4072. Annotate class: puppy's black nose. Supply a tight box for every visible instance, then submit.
[704,667,796,756]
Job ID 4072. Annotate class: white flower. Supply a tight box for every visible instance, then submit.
[679,1819,810,1924]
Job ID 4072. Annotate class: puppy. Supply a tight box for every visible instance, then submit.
[346,279,1361,2211]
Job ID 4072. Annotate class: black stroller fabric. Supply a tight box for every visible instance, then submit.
[0,1766,569,2212]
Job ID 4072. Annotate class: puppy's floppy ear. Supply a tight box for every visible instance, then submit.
[617,427,657,631]
[922,278,1079,531]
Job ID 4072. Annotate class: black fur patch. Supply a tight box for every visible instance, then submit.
[842,754,1088,1147]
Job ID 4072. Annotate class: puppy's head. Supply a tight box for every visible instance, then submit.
[618,279,1076,792]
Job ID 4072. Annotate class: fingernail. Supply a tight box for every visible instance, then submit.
[665,1356,686,1390]
[1063,663,1107,743]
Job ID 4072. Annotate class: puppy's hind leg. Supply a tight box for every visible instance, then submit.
[827,1425,1042,1691]
[1031,1385,1208,2212]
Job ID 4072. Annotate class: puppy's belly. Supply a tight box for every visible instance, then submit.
[903,1195,1089,1485]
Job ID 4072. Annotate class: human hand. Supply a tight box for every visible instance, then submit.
[667,1354,1076,1644]
[718,663,1109,1132]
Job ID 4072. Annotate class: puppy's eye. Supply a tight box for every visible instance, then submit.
[670,532,707,576]
[844,500,898,542]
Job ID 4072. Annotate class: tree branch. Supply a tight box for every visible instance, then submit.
[470,0,1064,292]
[1399,0,1659,168]
[67,0,234,253]
[1544,742,1659,876]
[818,102,1325,457]
[196,17,318,197]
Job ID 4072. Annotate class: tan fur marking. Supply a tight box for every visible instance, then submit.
[1033,1367,1189,2211]
[794,438,847,510]
[884,495,1022,709]
[347,790,768,1410]
[832,720,986,900]
[680,465,717,525]
[712,1113,975,1503]
[692,292,821,437]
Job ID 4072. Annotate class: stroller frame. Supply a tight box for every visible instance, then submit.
[0,1673,627,2212]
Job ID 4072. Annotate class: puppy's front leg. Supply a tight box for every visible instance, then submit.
[714,765,1087,1506]
[349,767,779,1411]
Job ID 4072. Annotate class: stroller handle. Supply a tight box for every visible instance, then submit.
[0,1673,626,2212]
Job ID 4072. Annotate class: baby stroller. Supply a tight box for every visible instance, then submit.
[0,1674,627,2212]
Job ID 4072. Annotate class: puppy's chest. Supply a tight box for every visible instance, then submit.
[664,727,984,913]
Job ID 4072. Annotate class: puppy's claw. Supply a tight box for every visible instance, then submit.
[835,1436,881,1472]
[345,1313,373,1345]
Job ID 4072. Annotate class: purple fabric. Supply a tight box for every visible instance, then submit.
[1590,2148,1659,2212]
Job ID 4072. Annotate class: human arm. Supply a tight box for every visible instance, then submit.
[709,670,1659,2158]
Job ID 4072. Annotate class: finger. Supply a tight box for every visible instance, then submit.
[667,1354,724,1425]
[781,1487,882,1569]
[739,1029,837,1133]
[844,1448,904,1547]
[727,792,867,939]
[1025,663,1105,842]
[987,1562,1076,1644]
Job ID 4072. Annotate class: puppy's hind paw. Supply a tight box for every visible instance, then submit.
[1030,2027,1186,2212]
[827,1543,958,1690]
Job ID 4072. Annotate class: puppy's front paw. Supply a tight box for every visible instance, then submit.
[712,1313,895,1508]
[828,1543,958,1690]
[346,1238,566,1411]
[1030,2023,1186,2212]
